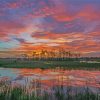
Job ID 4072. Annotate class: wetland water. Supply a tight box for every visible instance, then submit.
[0,68,100,94]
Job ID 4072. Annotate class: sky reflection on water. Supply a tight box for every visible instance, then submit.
[0,68,100,93]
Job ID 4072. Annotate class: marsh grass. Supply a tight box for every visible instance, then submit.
[0,59,100,70]
[0,80,99,100]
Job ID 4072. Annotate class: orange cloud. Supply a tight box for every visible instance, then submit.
[78,5,100,21]
[52,4,100,22]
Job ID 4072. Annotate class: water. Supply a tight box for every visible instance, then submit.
[0,68,100,94]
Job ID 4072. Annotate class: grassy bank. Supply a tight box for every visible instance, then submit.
[0,59,100,69]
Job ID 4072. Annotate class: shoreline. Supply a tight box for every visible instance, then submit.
[0,60,100,70]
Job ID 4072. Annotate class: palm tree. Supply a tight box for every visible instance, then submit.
[40,50,46,60]
[67,51,71,58]
[65,51,69,58]
[32,51,36,60]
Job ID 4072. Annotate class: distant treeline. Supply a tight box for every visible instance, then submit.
[0,57,100,62]
[0,49,100,61]
[1,50,81,59]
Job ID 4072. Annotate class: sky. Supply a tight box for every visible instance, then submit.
[0,0,100,57]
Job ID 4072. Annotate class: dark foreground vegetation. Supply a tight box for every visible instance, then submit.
[0,58,100,69]
[0,80,100,100]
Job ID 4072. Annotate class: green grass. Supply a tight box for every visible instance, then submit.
[0,81,99,100]
[0,59,100,69]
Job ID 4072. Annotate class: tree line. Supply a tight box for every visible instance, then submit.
[20,49,81,60]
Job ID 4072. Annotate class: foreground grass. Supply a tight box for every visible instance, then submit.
[0,81,99,100]
[0,59,100,69]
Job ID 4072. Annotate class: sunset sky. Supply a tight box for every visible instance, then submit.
[0,0,100,57]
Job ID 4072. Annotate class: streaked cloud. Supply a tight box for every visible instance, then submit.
[0,0,100,57]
